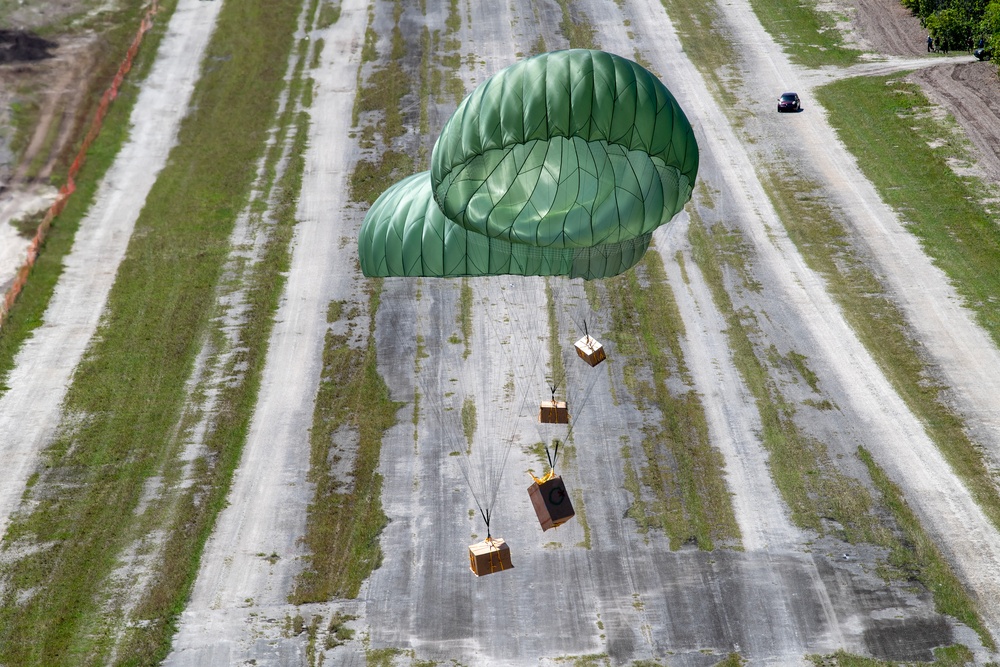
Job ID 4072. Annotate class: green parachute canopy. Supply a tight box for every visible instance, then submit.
[358,49,699,280]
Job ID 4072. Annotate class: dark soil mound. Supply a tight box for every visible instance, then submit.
[0,30,57,63]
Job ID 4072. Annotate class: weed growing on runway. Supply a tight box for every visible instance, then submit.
[810,643,976,665]
[546,279,566,392]
[349,0,416,204]
[317,0,341,28]
[459,279,473,358]
[556,0,598,49]
[573,488,592,549]
[600,251,740,550]
[462,397,477,452]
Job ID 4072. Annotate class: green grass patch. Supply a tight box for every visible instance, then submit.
[713,654,746,667]
[459,278,473,358]
[317,0,341,28]
[326,612,357,649]
[461,396,477,452]
[545,279,566,393]
[556,0,598,49]
[348,0,416,205]
[572,487,591,549]
[810,644,978,666]
[292,281,400,603]
[600,251,739,550]
[745,0,859,67]
[352,0,411,145]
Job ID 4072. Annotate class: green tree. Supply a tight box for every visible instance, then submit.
[981,0,1000,58]
[926,6,975,49]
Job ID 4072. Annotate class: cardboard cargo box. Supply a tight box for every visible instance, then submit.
[469,537,513,576]
[539,400,569,424]
[574,335,606,367]
[527,475,575,530]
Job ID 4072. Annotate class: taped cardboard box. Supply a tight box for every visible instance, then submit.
[469,537,513,576]
[574,335,606,367]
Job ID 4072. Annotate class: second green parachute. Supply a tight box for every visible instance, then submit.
[358,49,699,280]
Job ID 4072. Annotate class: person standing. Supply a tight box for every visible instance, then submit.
[927,34,934,52]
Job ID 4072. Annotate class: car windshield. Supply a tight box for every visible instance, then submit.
[781,94,797,101]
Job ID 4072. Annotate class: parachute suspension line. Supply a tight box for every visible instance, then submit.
[457,276,550,535]
[481,507,491,540]
[547,439,559,472]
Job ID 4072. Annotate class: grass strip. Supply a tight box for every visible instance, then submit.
[556,0,598,49]
[291,282,399,603]
[545,279,566,393]
[0,0,174,392]
[744,0,858,67]
[601,250,739,550]
[858,447,994,649]
[0,0,302,662]
[348,0,415,205]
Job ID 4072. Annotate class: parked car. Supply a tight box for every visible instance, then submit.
[777,92,801,113]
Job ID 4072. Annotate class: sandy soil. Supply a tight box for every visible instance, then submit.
[0,21,102,293]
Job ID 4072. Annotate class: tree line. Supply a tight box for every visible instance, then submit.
[903,0,1000,61]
